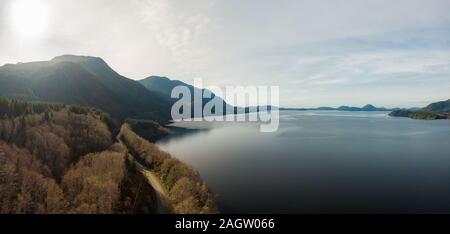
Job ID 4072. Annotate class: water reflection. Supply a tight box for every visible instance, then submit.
[157,111,450,213]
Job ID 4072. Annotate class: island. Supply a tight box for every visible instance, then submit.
[389,99,450,120]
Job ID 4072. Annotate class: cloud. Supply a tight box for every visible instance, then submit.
[0,0,449,107]
[134,0,212,53]
[291,29,450,78]
[267,27,450,107]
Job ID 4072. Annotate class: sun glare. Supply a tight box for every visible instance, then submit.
[9,0,50,38]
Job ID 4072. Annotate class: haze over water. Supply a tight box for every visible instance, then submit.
[157,111,450,213]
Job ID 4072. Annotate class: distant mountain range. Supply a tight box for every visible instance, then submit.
[389,99,450,120]
[280,104,396,112]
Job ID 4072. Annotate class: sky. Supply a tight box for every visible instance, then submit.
[0,0,449,108]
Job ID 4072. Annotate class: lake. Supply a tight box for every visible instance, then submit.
[157,111,450,213]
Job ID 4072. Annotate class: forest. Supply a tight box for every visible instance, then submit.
[119,124,218,214]
[0,97,215,213]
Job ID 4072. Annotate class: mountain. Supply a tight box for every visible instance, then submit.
[337,106,361,111]
[139,76,188,97]
[389,99,450,120]
[139,76,235,117]
[361,104,376,111]
[0,55,171,121]
[421,99,450,112]
[281,104,394,111]
[338,104,392,111]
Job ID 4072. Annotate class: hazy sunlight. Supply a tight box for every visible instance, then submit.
[9,0,50,38]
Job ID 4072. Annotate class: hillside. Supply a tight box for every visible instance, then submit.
[389,99,450,120]
[119,124,218,213]
[0,98,125,213]
[0,55,171,121]
[0,98,217,213]
[139,76,189,97]
[139,76,234,117]
[421,99,450,112]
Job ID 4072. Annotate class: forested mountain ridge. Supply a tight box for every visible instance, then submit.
[0,55,171,121]
[0,55,248,121]
[139,76,249,117]
[139,76,191,98]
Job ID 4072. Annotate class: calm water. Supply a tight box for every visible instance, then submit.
[157,111,450,213]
